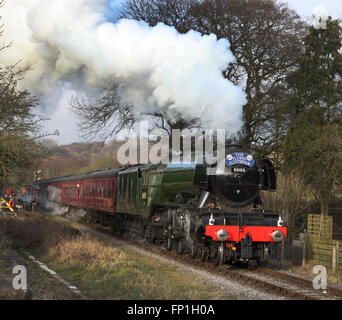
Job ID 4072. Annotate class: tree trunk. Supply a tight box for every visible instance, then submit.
[320,198,329,216]
[318,196,330,239]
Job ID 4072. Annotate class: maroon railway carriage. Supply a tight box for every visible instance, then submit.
[79,170,119,214]
[38,170,120,214]
[40,175,83,207]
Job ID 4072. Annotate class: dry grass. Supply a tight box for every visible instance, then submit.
[0,214,80,250]
[288,264,342,287]
[0,289,29,300]
[44,234,228,299]
[0,219,8,250]
[49,234,127,264]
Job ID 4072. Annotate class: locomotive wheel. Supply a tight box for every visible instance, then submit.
[214,243,225,266]
[188,244,197,259]
[177,240,185,255]
[230,249,237,265]
[199,247,209,262]
[257,257,265,267]
[257,244,266,267]
[166,237,174,251]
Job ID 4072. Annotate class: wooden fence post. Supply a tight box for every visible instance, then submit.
[337,242,340,272]
[302,235,306,266]
[332,245,337,273]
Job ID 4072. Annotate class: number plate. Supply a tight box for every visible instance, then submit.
[232,167,246,173]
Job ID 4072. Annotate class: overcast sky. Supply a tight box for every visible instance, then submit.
[285,0,342,20]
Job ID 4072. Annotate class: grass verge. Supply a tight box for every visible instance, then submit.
[1,211,232,300]
[287,264,342,287]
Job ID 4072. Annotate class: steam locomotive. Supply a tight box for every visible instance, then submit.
[36,145,286,266]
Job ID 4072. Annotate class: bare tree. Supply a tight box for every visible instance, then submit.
[262,173,312,239]
[194,0,306,153]
[121,0,198,33]
[122,0,307,155]
[70,82,204,142]
[0,4,44,189]
[70,86,136,141]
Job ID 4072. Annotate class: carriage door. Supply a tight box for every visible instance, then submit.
[140,169,149,217]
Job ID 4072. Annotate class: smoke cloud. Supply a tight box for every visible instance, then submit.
[1,0,246,137]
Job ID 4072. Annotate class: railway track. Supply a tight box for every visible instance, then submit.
[154,246,341,300]
[66,216,342,300]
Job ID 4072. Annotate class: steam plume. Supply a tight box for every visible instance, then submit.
[1,0,246,136]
